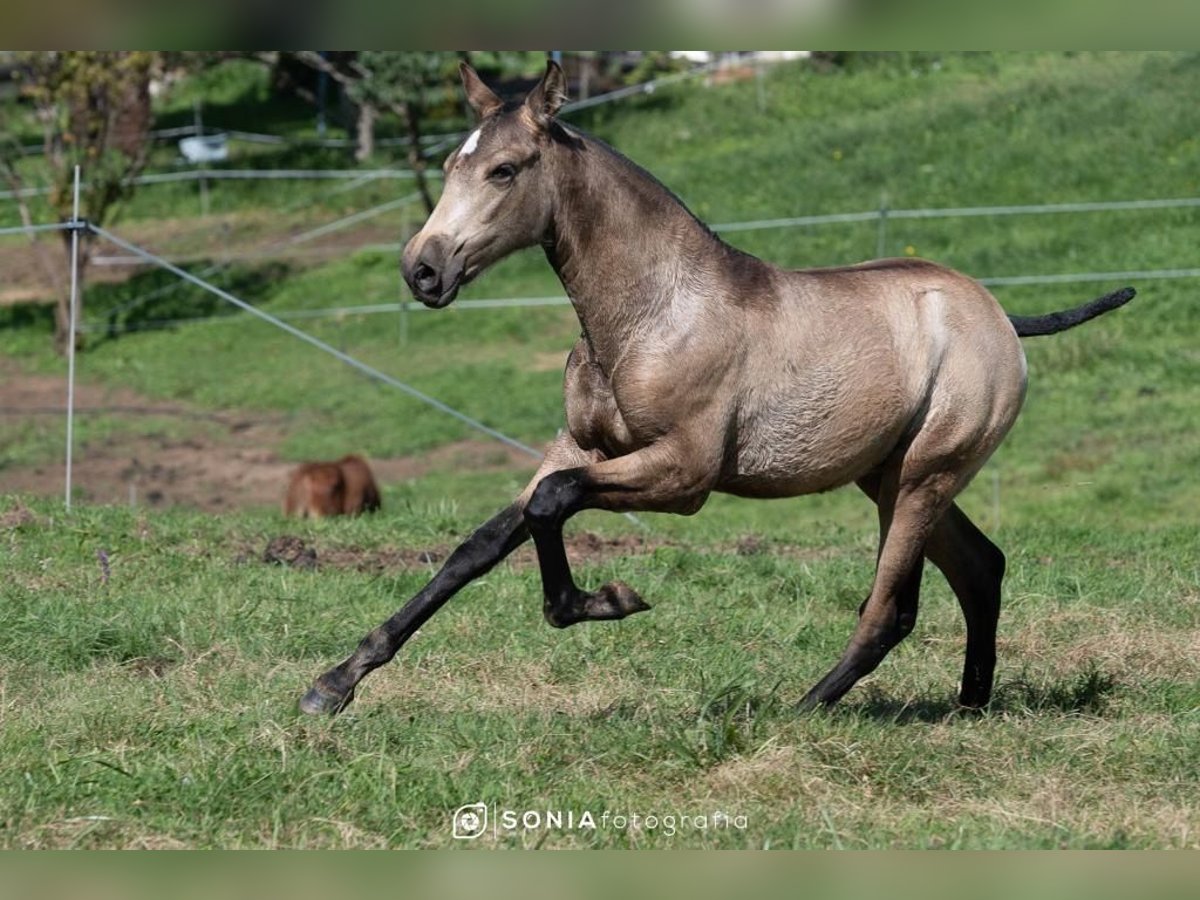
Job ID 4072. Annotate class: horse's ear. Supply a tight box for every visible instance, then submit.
[525,59,568,123]
[460,63,503,119]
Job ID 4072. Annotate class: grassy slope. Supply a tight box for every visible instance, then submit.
[1,52,1198,848]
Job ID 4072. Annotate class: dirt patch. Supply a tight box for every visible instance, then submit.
[316,544,443,572]
[525,350,569,373]
[706,744,799,796]
[123,655,177,679]
[0,367,295,511]
[244,530,665,575]
[280,531,844,576]
[0,362,534,512]
[262,535,319,570]
[512,530,661,568]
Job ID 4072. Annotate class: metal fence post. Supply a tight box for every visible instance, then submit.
[64,165,82,511]
[195,101,209,217]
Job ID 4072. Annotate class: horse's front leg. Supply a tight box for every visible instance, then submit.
[299,434,597,715]
[524,440,717,628]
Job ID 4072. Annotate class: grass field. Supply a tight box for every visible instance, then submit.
[1,51,1198,848]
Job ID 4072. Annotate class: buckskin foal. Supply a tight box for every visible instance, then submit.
[300,61,1134,717]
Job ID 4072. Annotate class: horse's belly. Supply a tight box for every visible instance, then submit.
[720,395,910,498]
[719,447,880,498]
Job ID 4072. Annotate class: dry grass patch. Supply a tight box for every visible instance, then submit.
[1002,609,1200,681]
[954,773,1200,849]
[705,742,800,798]
[363,654,639,718]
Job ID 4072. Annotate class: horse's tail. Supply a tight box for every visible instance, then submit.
[1008,287,1135,338]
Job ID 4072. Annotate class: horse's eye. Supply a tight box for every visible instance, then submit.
[488,163,517,183]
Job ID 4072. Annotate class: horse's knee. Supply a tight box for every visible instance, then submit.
[524,478,558,529]
[524,468,587,530]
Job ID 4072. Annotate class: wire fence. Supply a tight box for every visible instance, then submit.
[709,196,1200,233]
[9,60,1187,514]
[23,188,1191,334]
[3,59,726,206]
[8,202,653,521]
[12,187,1197,243]
[5,175,1194,519]
[75,263,1200,334]
[6,212,548,511]
[0,167,439,201]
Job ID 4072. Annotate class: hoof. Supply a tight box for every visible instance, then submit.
[584,580,651,620]
[545,580,651,628]
[957,677,993,712]
[298,682,355,716]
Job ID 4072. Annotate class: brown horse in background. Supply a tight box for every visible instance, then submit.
[283,455,381,518]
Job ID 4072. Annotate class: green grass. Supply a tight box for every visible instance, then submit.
[1,51,1199,848]
[2,497,1197,849]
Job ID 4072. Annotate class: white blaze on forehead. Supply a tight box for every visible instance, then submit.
[460,129,482,156]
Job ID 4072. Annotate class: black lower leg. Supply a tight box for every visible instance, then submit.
[800,562,923,711]
[932,507,1005,709]
[299,502,528,715]
[957,577,1001,709]
[525,469,588,613]
[524,468,649,627]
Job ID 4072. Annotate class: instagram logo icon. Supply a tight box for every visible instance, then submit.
[452,802,488,840]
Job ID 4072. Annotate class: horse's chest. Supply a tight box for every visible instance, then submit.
[563,348,640,457]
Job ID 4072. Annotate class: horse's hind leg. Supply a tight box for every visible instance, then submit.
[924,504,1005,709]
[852,470,924,627]
[852,475,1004,709]
[798,465,963,711]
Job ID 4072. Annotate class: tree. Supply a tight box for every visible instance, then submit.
[289,52,545,214]
[345,52,463,215]
[0,51,157,352]
[293,52,477,214]
[284,52,377,160]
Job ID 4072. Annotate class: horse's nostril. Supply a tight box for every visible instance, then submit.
[413,263,438,292]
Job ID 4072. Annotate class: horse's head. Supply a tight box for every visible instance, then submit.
[401,60,569,308]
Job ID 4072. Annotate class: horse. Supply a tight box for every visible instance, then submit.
[283,455,381,518]
[299,61,1134,717]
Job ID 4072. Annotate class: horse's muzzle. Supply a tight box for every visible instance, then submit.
[402,236,465,308]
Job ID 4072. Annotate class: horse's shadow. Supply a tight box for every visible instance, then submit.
[844,667,1119,724]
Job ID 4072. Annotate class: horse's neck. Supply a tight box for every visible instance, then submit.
[544,137,719,370]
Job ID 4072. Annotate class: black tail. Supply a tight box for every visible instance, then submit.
[1008,287,1136,337]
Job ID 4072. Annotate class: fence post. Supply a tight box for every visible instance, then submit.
[64,165,82,512]
[756,57,767,113]
[194,101,209,217]
[399,207,411,347]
